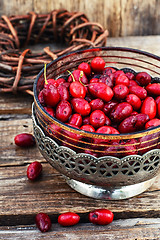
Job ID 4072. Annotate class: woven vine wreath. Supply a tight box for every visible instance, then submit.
[0,9,108,96]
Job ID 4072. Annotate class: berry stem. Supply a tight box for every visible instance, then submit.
[44,63,48,85]
[67,70,75,82]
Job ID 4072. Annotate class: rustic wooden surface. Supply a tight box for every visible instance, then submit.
[0,35,160,239]
[0,0,160,37]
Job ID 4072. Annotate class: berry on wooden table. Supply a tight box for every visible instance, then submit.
[35,213,52,232]
[27,161,42,181]
[14,133,36,148]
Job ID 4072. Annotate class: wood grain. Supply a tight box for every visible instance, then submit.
[1,0,160,37]
[0,219,160,240]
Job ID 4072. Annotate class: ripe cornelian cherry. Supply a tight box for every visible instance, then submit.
[43,83,60,107]
[69,81,86,98]
[91,57,106,72]
[58,212,80,226]
[14,133,36,147]
[35,213,52,232]
[27,161,42,180]
[89,209,114,225]
[78,62,91,76]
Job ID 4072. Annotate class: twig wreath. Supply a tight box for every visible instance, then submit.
[0,9,108,96]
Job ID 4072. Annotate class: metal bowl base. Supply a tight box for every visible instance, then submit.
[64,176,157,200]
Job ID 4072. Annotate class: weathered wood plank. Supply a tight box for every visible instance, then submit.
[0,93,33,115]
[1,0,160,37]
[0,219,159,240]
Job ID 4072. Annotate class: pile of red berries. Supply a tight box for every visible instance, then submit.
[38,56,160,134]
[35,208,114,232]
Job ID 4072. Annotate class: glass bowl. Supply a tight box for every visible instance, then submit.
[32,47,160,200]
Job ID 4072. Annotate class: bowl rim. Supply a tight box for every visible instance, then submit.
[33,46,160,139]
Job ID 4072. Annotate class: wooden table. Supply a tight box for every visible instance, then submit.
[0,36,160,239]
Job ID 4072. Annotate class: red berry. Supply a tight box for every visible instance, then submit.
[89,209,114,225]
[58,212,80,226]
[71,98,91,116]
[113,84,129,100]
[57,84,70,101]
[103,100,118,115]
[35,213,51,232]
[110,102,133,123]
[91,57,105,72]
[43,83,60,107]
[14,133,36,147]
[89,82,113,102]
[69,81,86,98]
[81,124,95,132]
[146,83,160,96]
[141,96,156,119]
[56,100,72,122]
[90,98,104,111]
[129,80,139,87]
[78,62,91,76]
[68,113,82,127]
[125,72,135,80]
[129,85,147,100]
[135,72,151,86]
[44,78,58,88]
[89,110,106,128]
[118,114,149,133]
[145,118,160,129]
[27,161,42,180]
[126,94,142,110]
[115,74,129,86]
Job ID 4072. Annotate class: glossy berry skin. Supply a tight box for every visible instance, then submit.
[115,74,130,86]
[89,110,106,128]
[89,209,114,225]
[43,83,60,107]
[113,84,129,100]
[91,57,106,72]
[89,82,113,102]
[103,100,118,115]
[57,84,70,101]
[135,72,151,86]
[35,213,51,232]
[146,83,160,96]
[27,161,42,180]
[14,133,36,147]
[141,96,156,119]
[78,62,91,76]
[110,102,133,123]
[125,72,135,80]
[68,113,82,127]
[126,94,142,110]
[129,85,147,100]
[58,212,80,227]
[90,98,104,111]
[118,113,149,133]
[71,98,91,116]
[56,100,72,122]
[145,118,160,129]
[69,81,86,98]
[80,124,95,132]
